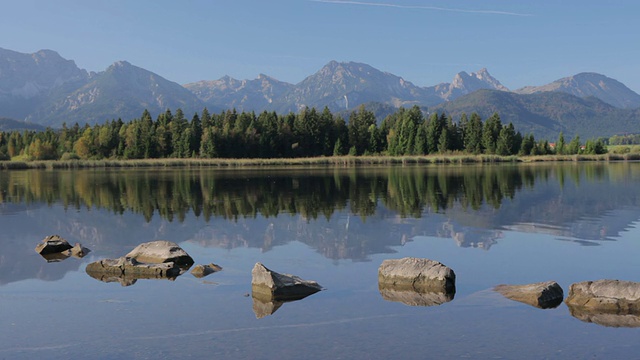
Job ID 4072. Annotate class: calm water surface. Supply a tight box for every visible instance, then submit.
[1,163,640,359]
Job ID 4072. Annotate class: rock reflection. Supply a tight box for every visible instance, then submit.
[86,270,177,287]
[252,295,285,318]
[251,292,317,319]
[568,306,640,328]
[378,286,455,307]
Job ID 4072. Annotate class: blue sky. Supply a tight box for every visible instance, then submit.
[2,0,639,92]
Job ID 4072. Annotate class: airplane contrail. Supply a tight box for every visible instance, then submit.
[310,0,533,17]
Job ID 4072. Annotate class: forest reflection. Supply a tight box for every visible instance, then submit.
[0,163,629,224]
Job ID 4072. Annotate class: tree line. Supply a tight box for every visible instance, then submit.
[0,105,607,161]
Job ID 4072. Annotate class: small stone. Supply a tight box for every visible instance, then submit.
[191,263,223,278]
[61,243,91,258]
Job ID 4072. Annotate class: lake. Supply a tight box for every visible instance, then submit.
[1,163,640,359]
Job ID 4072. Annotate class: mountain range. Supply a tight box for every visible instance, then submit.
[1,47,640,140]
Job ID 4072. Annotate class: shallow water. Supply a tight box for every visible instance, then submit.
[1,163,640,359]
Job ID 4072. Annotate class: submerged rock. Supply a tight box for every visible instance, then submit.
[191,263,223,278]
[378,257,456,293]
[34,235,73,255]
[494,281,564,309]
[85,257,182,284]
[86,241,192,285]
[251,262,322,301]
[565,279,640,313]
[125,240,194,268]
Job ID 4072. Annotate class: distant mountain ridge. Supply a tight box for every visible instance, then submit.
[1,47,640,140]
[25,60,205,127]
[432,89,640,140]
[185,61,510,113]
[0,48,89,120]
[515,72,640,109]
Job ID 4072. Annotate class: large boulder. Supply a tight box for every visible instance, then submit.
[565,279,640,313]
[124,240,194,268]
[34,235,73,255]
[378,257,456,293]
[494,281,564,309]
[85,257,182,284]
[251,263,323,301]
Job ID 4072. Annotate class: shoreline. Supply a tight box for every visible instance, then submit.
[2,153,640,170]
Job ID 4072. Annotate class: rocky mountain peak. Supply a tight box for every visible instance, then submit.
[108,60,134,71]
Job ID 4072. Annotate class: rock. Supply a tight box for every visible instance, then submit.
[379,287,455,307]
[61,243,91,258]
[85,257,182,284]
[565,279,640,313]
[251,262,322,301]
[568,305,640,328]
[494,281,564,309]
[191,263,223,278]
[34,235,73,255]
[124,240,194,268]
[378,257,456,294]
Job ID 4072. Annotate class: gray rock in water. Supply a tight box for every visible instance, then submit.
[565,279,640,313]
[85,256,182,284]
[251,262,322,301]
[494,281,564,309]
[34,235,73,255]
[191,263,223,278]
[378,257,456,294]
[125,240,194,268]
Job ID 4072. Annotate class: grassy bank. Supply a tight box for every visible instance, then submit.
[2,153,640,170]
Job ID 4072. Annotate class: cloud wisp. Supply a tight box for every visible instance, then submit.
[310,0,533,17]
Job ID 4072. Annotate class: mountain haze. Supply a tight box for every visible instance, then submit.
[184,74,293,112]
[0,48,88,119]
[432,89,639,140]
[26,61,204,126]
[515,72,640,109]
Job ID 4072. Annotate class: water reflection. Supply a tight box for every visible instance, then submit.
[1,163,640,286]
[378,287,455,307]
[568,306,640,328]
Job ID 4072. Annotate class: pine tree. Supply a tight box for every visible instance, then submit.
[464,113,483,154]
